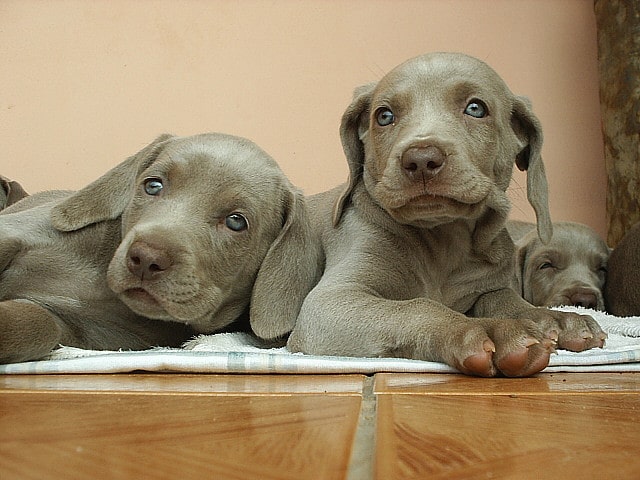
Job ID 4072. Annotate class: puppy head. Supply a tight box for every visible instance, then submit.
[337,52,551,243]
[515,222,610,309]
[0,175,29,210]
[52,133,317,335]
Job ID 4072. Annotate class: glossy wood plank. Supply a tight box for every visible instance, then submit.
[0,373,366,395]
[3,372,640,479]
[375,373,640,479]
[375,372,640,394]
[0,391,361,480]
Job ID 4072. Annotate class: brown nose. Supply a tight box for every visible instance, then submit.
[127,242,172,281]
[569,289,598,309]
[401,146,446,181]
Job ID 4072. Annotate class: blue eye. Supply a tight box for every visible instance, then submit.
[225,213,248,232]
[464,99,488,118]
[143,178,163,196]
[375,107,395,126]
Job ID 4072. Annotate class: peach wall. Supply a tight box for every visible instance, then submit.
[0,0,607,237]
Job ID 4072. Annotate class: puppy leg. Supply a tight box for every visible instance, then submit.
[0,300,66,363]
[289,284,556,377]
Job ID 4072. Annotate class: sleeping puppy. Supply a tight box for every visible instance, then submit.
[0,133,317,363]
[508,220,610,310]
[272,52,605,377]
[0,174,29,210]
[605,221,640,316]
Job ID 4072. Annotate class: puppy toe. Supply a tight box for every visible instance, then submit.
[459,339,497,377]
[559,329,606,351]
[495,337,554,377]
[582,316,607,349]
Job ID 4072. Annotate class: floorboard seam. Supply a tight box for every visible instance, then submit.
[346,375,376,480]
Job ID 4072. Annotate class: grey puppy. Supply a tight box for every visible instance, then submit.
[0,133,316,363]
[508,220,610,310]
[272,53,605,377]
[605,222,640,316]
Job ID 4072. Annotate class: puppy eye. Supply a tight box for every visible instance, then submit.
[464,99,488,118]
[225,213,248,232]
[143,177,164,196]
[539,262,554,270]
[375,107,395,126]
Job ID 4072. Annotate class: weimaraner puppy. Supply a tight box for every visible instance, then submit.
[276,53,605,377]
[508,220,610,310]
[0,133,317,363]
[605,222,640,316]
[0,175,29,210]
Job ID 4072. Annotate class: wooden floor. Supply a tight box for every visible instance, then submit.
[1,372,639,479]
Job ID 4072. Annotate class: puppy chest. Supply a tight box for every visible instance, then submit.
[412,248,506,312]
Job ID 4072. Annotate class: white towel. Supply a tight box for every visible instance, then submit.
[0,306,638,375]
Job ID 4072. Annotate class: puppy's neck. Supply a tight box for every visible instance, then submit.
[471,188,513,264]
[350,182,410,234]
[351,180,512,265]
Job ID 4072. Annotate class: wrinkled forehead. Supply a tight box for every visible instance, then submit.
[374,53,514,102]
[554,225,609,253]
[142,134,286,198]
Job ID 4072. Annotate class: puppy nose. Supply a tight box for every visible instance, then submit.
[569,290,598,309]
[401,146,446,180]
[127,242,172,281]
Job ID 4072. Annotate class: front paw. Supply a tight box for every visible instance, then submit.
[520,308,606,352]
[448,319,556,378]
[0,300,63,363]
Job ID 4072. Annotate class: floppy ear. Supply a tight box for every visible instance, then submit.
[0,175,29,209]
[51,134,175,232]
[511,97,552,244]
[250,188,323,340]
[333,82,376,226]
